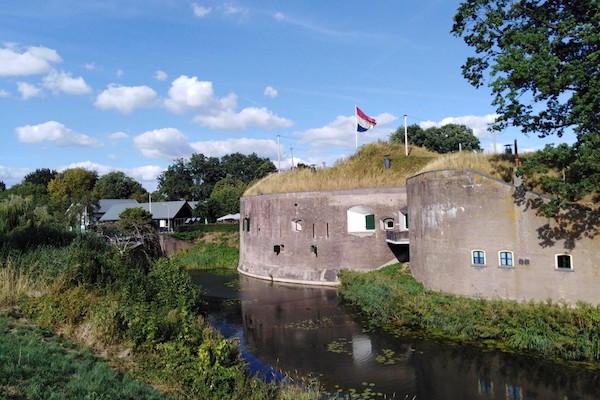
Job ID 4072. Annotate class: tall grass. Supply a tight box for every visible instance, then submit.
[340,264,600,364]
[0,314,168,400]
[245,142,438,195]
[245,142,524,196]
[0,261,46,307]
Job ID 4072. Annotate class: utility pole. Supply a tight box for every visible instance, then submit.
[404,114,408,156]
[290,147,294,170]
[277,134,281,171]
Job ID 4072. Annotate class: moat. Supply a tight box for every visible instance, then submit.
[190,269,600,400]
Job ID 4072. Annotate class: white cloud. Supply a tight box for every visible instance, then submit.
[42,70,92,95]
[109,131,129,140]
[419,114,499,137]
[192,3,211,17]
[116,69,124,78]
[164,75,218,113]
[17,82,42,99]
[133,128,195,160]
[0,44,62,76]
[16,121,101,147]
[154,70,168,81]
[165,75,292,130]
[194,107,293,130]
[274,12,286,22]
[85,62,95,71]
[298,112,396,148]
[264,86,278,98]
[223,5,247,16]
[0,89,9,97]
[95,84,158,114]
[0,165,31,187]
[190,137,277,158]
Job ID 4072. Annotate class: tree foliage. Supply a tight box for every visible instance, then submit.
[452,0,600,204]
[209,177,248,217]
[391,123,481,153]
[97,207,161,271]
[23,168,57,187]
[48,168,98,225]
[157,153,275,202]
[93,171,147,202]
[452,0,599,139]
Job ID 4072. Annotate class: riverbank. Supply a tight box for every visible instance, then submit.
[339,264,600,369]
[0,231,319,400]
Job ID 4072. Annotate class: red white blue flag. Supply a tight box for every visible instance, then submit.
[356,106,377,132]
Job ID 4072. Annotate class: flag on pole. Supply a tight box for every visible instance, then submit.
[356,106,377,132]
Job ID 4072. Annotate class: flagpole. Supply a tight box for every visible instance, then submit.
[404,114,408,156]
[354,105,358,150]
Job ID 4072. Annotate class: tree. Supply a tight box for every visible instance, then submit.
[390,123,481,153]
[48,168,98,224]
[23,168,57,187]
[209,177,248,217]
[94,171,148,202]
[221,152,276,183]
[188,153,225,200]
[98,207,161,271]
[157,159,194,201]
[452,0,600,203]
[0,181,5,192]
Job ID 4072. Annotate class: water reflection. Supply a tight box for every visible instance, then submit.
[189,270,600,399]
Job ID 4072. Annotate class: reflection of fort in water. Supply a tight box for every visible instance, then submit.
[237,275,599,400]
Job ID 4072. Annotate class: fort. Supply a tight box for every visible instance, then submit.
[239,169,600,305]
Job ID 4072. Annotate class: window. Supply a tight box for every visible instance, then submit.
[556,254,573,270]
[499,251,514,267]
[472,250,485,265]
[243,218,250,232]
[291,219,302,231]
[382,218,395,230]
[399,208,409,231]
[347,206,376,233]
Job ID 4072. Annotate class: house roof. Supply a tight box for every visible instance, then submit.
[97,199,139,214]
[99,200,191,222]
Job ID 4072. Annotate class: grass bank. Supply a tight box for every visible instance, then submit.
[171,228,240,270]
[0,233,319,400]
[339,264,600,367]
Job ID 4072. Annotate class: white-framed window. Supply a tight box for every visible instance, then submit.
[291,219,302,231]
[498,251,514,267]
[399,208,409,231]
[472,250,486,266]
[381,217,395,230]
[555,254,573,270]
[347,206,376,233]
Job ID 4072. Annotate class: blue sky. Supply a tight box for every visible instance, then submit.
[0,0,574,191]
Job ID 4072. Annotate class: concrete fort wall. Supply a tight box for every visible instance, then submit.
[238,187,408,285]
[407,169,600,305]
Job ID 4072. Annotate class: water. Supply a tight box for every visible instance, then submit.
[189,269,600,400]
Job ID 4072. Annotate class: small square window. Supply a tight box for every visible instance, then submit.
[556,254,573,270]
[472,250,485,265]
[499,251,513,267]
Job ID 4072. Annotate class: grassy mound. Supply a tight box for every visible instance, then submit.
[245,142,518,195]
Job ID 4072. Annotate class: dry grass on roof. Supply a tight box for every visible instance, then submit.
[415,151,518,183]
[244,141,521,196]
[244,142,437,195]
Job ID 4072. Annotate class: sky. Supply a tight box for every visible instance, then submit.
[0,0,575,191]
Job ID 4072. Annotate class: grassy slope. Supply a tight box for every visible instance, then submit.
[246,142,517,196]
[0,313,168,400]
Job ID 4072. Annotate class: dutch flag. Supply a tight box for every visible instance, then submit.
[355,106,377,132]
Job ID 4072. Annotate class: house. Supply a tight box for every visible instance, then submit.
[93,199,139,224]
[99,200,193,232]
